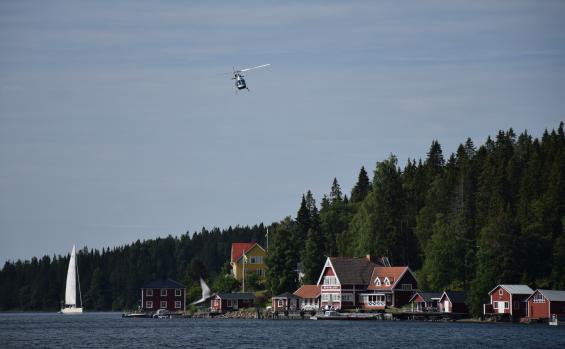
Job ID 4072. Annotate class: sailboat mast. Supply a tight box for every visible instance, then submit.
[76,249,83,308]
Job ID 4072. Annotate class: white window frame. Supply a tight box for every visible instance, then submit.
[499,289,503,296]
[493,302,498,309]
[533,293,545,303]
[384,277,391,286]
[146,289,153,296]
[321,294,330,301]
[256,269,264,277]
[342,294,353,302]
[226,299,233,307]
[175,289,182,296]
[160,301,167,309]
[277,299,284,307]
[504,301,509,309]
[375,277,381,286]
[146,301,153,308]
[175,301,182,309]
[323,276,337,285]
[161,289,167,296]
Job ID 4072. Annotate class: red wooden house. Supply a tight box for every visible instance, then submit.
[272,292,301,312]
[141,279,186,313]
[526,289,565,320]
[438,291,468,314]
[359,266,418,310]
[294,285,321,310]
[408,292,442,312]
[317,256,382,310]
[483,284,533,319]
[211,293,255,313]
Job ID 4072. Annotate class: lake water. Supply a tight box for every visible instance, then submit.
[1,312,564,348]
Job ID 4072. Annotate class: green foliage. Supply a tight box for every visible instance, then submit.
[2,122,565,317]
[212,273,240,294]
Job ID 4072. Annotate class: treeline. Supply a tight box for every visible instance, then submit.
[0,225,267,310]
[1,123,564,316]
[265,122,565,315]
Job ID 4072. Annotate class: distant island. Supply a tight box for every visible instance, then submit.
[1,122,563,317]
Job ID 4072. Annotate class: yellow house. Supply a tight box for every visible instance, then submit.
[230,242,267,281]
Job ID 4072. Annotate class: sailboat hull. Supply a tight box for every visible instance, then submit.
[61,307,83,314]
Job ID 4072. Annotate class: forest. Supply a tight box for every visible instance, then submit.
[1,122,564,316]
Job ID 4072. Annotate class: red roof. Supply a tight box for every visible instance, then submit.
[367,266,409,291]
[294,285,321,299]
[231,242,256,263]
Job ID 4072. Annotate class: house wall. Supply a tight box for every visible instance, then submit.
[528,297,550,319]
[551,301,565,316]
[490,286,511,314]
[212,297,254,312]
[142,288,185,312]
[232,245,267,281]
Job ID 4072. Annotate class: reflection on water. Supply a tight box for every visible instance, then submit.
[0,312,564,348]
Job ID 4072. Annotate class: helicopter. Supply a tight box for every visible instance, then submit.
[231,64,270,91]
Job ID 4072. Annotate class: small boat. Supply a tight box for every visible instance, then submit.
[60,245,83,314]
[549,314,565,326]
[153,309,172,319]
[122,311,150,318]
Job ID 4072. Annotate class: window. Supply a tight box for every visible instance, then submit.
[322,294,330,301]
[146,289,153,296]
[160,301,167,309]
[250,256,263,264]
[504,301,509,309]
[146,301,153,308]
[256,269,264,277]
[401,284,412,290]
[175,301,182,309]
[226,300,233,307]
[161,289,167,296]
[375,277,381,286]
[384,277,391,286]
[323,276,338,285]
[342,294,353,302]
[277,300,284,307]
[386,294,391,302]
[175,289,182,297]
[499,289,503,296]
[366,295,385,306]
[493,302,498,309]
[533,293,545,303]
[334,294,341,302]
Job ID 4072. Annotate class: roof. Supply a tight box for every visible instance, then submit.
[441,291,467,304]
[216,292,255,300]
[324,257,381,285]
[489,284,534,295]
[273,292,301,299]
[409,292,443,303]
[142,279,185,289]
[231,242,256,263]
[231,242,265,263]
[528,289,565,302]
[367,266,410,290]
[294,285,321,299]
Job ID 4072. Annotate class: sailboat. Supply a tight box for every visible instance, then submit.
[61,245,83,314]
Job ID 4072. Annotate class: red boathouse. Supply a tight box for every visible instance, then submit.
[483,284,533,319]
[526,289,565,320]
[141,279,186,313]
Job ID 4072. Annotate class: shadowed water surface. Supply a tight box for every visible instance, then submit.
[1,312,564,348]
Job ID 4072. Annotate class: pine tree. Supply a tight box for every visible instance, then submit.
[301,229,325,284]
[351,167,371,203]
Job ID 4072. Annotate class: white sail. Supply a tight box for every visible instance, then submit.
[61,244,83,314]
[65,245,77,306]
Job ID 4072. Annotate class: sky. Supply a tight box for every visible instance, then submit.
[1,0,564,263]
